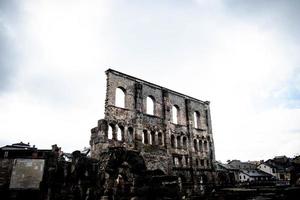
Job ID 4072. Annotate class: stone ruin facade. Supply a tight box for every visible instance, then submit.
[90,69,216,194]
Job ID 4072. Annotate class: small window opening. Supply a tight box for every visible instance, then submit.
[185,156,189,166]
[150,131,155,145]
[199,140,203,152]
[158,132,163,145]
[143,130,148,144]
[128,127,134,143]
[200,159,204,166]
[204,141,208,151]
[194,139,198,152]
[116,125,123,141]
[108,124,113,140]
[183,137,187,149]
[176,136,181,149]
[171,135,175,148]
[174,157,179,166]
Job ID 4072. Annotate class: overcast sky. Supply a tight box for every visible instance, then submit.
[1,0,300,162]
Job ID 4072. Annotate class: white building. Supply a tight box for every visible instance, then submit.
[239,169,272,183]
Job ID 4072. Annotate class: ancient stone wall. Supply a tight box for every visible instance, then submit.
[90,69,216,190]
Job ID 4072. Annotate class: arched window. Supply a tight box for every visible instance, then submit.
[143,130,148,144]
[199,140,203,152]
[178,156,182,167]
[158,132,163,145]
[128,127,134,143]
[171,135,175,148]
[146,96,155,115]
[193,111,200,129]
[185,156,189,166]
[200,159,204,166]
[204,141,208,151]
[196,159,199,167]
[194,139,198,152]
[150,131,155,145]
[174,157,179,166]
[115,87,125,108]
[176,136,181,149]
[172,105,179,124]
[182,156,186,167]
[116,125,123,141]
[108,124,113,140]
[183,136,187,149]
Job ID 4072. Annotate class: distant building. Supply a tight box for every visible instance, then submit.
[227,160,257,170]
[215,161,239,186]
[239,169,273,183]
[258,156,292,185]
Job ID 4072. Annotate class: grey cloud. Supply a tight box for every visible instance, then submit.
[0,0,22,93]
[224,0,300,41]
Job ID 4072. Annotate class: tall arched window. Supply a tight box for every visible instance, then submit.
[116,125,123,141]
[150,131,155,145]
[143,130,148,144]
[194,139,198,152]
[108,124,113,140]
[171,135,175,148]
[128,127,134,143]
[200,159,204,166]
[146,96,155,115]
[183,136,187,149]
[185,156,189,166]
[176,136,181,149]
[115,87,125,108]
[199,140,203,152]
[172,105,179,124]
[204,141,208,151]
[194,111,200,129]
[158,132,163,145]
